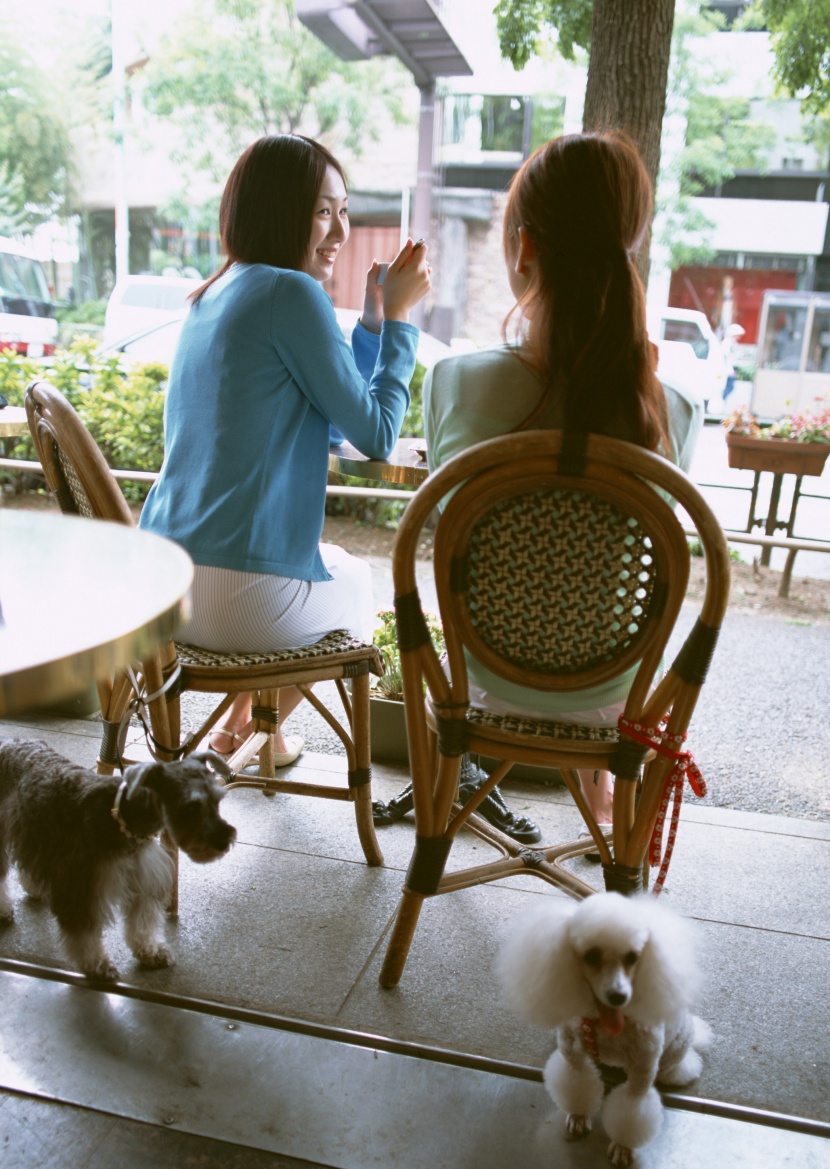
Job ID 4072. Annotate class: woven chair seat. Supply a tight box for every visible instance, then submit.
[466,706,619,744]
[174,630,384,675]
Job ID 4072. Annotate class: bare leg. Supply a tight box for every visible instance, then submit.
[210,688,307,754]
[578,768,614,824]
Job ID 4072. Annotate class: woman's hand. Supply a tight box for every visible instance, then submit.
[382,239,431,323]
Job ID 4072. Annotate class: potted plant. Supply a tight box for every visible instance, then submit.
[371,607,445,763]
[722,404,830,476]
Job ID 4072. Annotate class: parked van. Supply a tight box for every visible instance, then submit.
[647,306,732,414]
[752,290,830,419]
[0,236,58,358]
[102,274,200,349]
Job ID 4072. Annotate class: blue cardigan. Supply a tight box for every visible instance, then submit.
[139,263,418,581]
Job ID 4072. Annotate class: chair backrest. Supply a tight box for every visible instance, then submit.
[25,380,134,527]
[393,430,731,724]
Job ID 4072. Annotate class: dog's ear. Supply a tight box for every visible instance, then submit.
[495,901,593,1028]
[122,762,166,801]
[189,750,233,781]
[627,896,704,1024]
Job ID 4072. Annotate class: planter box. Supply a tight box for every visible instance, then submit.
[725,432,830,477]
[370,695,409,764]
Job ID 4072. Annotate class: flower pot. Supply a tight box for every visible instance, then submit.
[725,432,830,476]
[370,694,409,764]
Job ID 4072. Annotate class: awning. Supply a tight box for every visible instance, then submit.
[694,197,829,256]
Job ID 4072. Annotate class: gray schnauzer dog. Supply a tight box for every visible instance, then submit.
[0,738,237,981]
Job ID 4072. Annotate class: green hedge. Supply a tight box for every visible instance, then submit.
[0,338,166,502]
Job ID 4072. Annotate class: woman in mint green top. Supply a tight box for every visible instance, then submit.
[424,132,702,824]
[139,134,430,760]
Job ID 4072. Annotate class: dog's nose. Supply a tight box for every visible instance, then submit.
[607,991,627,1008]
[209,821,237,851]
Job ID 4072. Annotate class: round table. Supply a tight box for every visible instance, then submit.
[0,510,193,716]
[329,437,429,487]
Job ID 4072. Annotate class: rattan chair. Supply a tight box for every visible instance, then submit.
[379,429,731,988]
[25,380,386,910]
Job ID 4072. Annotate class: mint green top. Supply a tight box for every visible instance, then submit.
[424,344,703,715]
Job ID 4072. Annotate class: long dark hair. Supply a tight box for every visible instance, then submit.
[191,134,347,304]
[503,131,667,452]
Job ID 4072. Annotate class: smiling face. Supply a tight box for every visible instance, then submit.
[302,165,349,284]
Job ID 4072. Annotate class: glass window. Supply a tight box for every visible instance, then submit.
[0,254,50,302]
[480,96,525,152]
[441,94,524,154]
[662,319,709,360]
[529,96,566,152]
[806,310,830,373]
[760,305,808,371]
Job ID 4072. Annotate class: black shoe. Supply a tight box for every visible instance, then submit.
[373,761,543,847]
[458,758,542,845]
[372,784,413,826]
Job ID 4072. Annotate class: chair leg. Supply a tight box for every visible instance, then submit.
[144,649,181,913]
[96,671,134,775]
[161,830,179,918]
[351,671,384,866]
[379,889,426,988]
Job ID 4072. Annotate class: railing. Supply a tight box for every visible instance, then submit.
[1,456,827,597]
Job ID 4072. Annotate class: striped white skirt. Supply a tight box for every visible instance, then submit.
[179,543,375,653]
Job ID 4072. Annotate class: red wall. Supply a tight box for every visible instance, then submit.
[668,266,798,344]
[326,226,401,310]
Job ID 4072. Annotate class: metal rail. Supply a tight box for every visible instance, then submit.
[2,456,826,595]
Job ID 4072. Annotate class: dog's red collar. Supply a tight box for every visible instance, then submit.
[111,781,155,841]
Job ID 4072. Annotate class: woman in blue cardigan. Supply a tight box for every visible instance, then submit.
[140,134,430,763]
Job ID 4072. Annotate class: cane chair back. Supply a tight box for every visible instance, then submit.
[379,430,731,988]
[25,380,387,910]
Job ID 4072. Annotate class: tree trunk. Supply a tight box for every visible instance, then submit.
[583,0,676,281]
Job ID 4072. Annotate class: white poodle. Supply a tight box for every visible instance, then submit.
[496,892,711,1168]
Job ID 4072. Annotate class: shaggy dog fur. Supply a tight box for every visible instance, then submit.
[0,738,237,981]
[496,892,711,1168]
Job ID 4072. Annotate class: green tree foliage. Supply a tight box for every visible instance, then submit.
[655,7,775,268]
[494,0,592,68]
[0,39,72,228]
[682,96,775,195]
[142,0,410,183]
[754,0,830,115]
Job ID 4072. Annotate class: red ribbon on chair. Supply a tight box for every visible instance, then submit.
[617,717,707,896]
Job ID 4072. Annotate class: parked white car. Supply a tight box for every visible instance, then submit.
[648,307,735,415]
[104,303,452,372]
[102,274,201,349]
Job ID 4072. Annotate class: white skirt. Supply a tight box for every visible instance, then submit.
[180,543,375,653]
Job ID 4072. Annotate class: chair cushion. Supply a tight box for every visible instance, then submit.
[175,629,384,675]
[466,705,619,743]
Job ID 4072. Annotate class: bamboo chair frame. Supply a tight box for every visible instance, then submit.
[25,380,386,912]
[379,429,731,988]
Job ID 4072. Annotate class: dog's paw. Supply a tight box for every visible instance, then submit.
[565,1114,592,1140]
[83,958,120,982]
[608,1141,634,1168]
[135,942,174,969]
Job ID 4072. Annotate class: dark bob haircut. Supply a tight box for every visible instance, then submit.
[192,134,347,303]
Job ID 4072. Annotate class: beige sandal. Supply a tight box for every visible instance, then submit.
[208,727,249,758]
